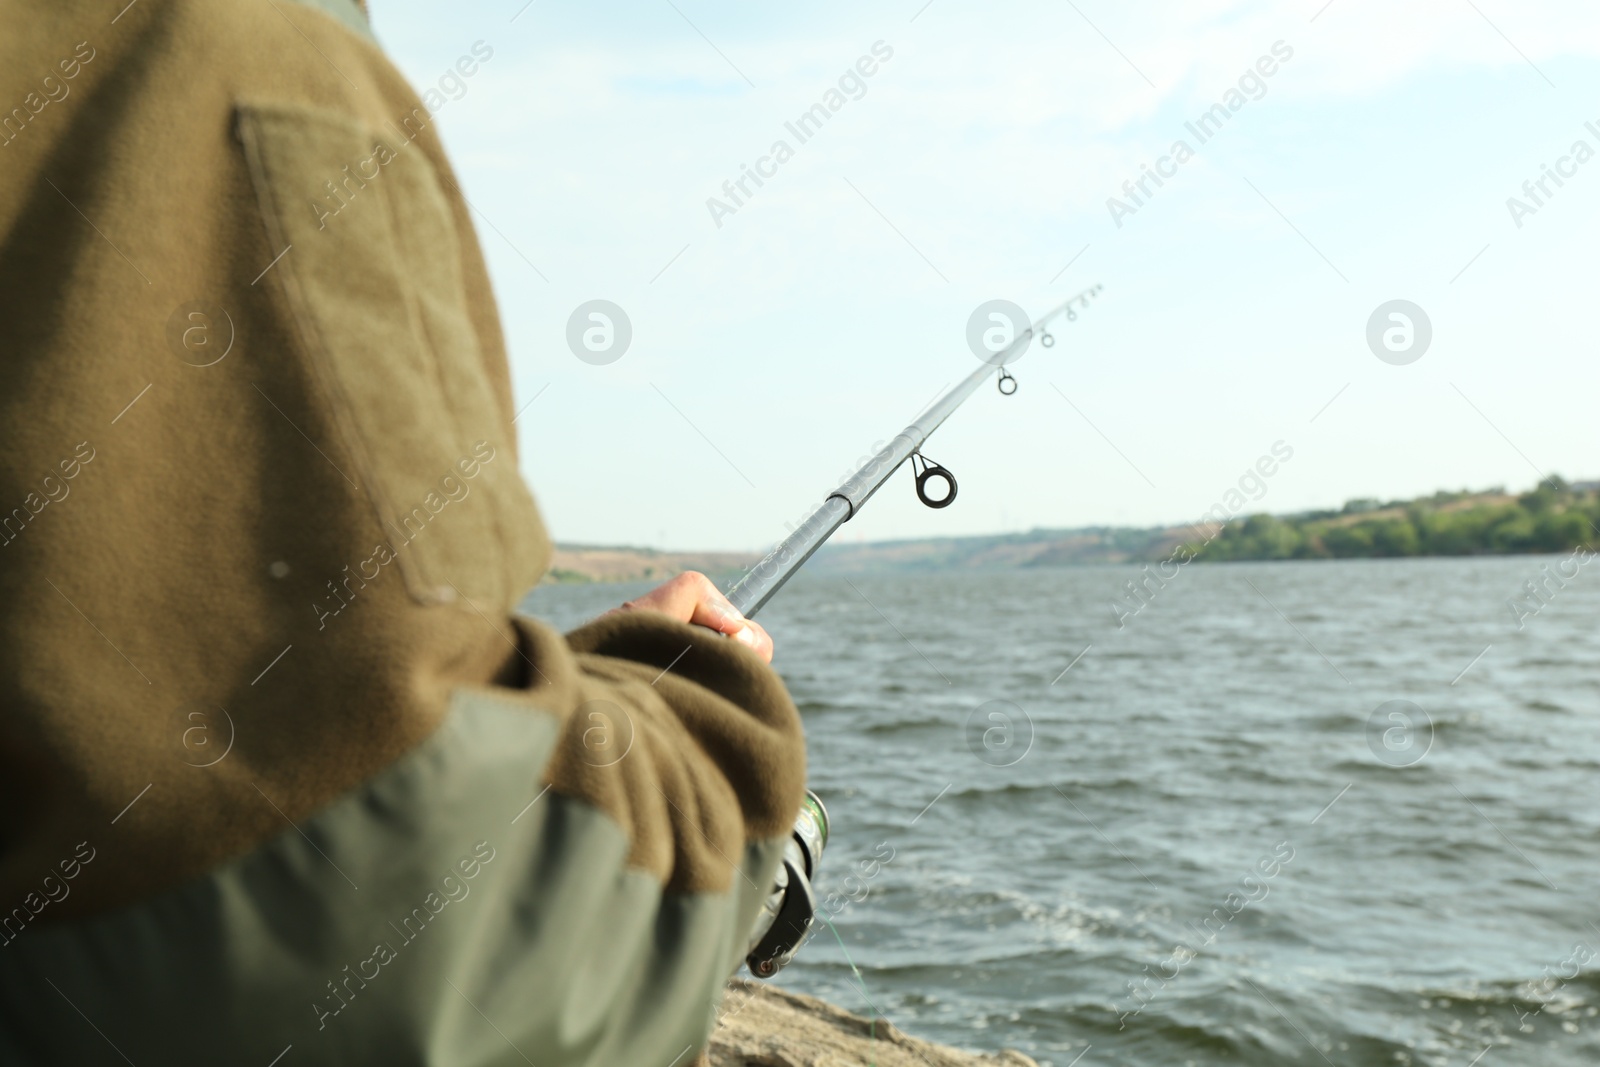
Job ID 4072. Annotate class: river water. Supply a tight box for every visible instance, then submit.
[524,555,1600,1067]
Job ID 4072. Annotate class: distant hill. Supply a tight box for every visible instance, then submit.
[545,544,759,584]
[803,524,1190,573]
[544,525,1191,584]
[545,477,1598,583]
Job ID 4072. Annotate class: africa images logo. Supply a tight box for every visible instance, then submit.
[1106,41,1294,229]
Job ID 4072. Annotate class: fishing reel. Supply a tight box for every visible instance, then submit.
[745,790,829,979]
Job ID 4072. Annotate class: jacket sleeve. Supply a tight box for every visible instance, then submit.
[0,607,806,1067]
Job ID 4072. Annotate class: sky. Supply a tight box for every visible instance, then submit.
[370,0,1600,552]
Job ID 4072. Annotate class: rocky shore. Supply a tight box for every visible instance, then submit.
[705,979,1040,1067]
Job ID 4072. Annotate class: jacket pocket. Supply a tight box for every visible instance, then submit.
[236,100,534,606]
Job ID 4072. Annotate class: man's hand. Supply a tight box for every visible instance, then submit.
[609,571,774,663]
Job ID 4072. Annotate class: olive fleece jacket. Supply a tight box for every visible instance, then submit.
[0,1,806,1063]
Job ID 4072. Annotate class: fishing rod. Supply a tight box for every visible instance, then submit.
[733,282,1102,980]
[726,283,1103,619]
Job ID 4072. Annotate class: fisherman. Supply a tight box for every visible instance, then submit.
[0,1,807,1063]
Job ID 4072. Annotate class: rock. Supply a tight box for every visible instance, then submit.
[704,978,1040,1067]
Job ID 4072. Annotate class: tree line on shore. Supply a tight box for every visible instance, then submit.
[1185,477,1598,561]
